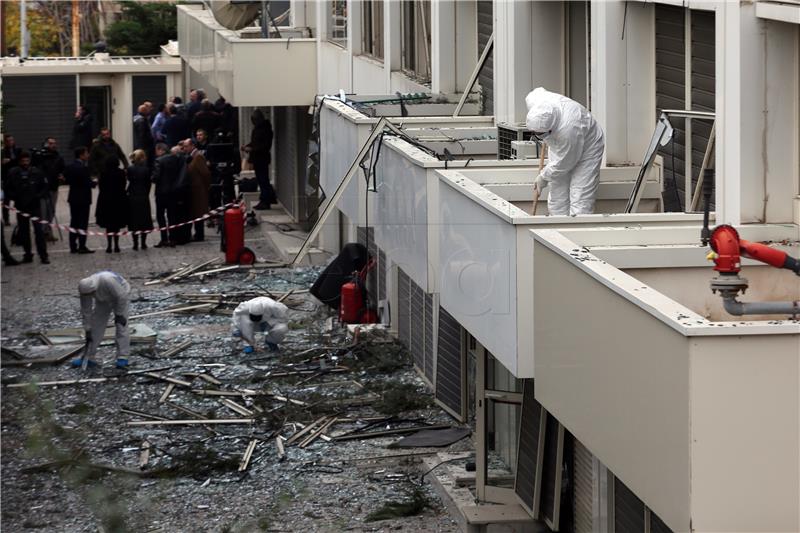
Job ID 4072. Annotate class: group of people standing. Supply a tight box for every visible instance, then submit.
[2,87,277,265]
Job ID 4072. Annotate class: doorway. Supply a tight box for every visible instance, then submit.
[80,86,110,139]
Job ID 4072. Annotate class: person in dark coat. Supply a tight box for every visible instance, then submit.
[64,146,96,253]
[90,128,128,177]
[171,144,193,245]
[95,155,128,253]
[244,109,276,210]
[191,99,221,137]
[133,104,155,163]
[3,152,49,263]
[162,105,190,149]
[70,105,94,149]
[35,137,65,242]
[2,134,22,177]
[151,143,182,247]
[183,140,211,242]
[127,149,154,250]
[186,89,204,123]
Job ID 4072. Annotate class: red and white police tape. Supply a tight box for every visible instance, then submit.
[1,201,243,238]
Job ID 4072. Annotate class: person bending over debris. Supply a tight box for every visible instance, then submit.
[73,271,131,368]
[232,297,289,354]
[525,87,605,216]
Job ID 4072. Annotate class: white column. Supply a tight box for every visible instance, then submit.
[716,3,799,225]
[590,1,655,166]
[454,0,478,93]
[432,0,456,94]
[495,1,564,125]
[384,0,402,92]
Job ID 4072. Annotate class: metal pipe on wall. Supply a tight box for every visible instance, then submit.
[722,296,800,318]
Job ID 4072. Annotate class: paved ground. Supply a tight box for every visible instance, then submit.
[1,187,465,532]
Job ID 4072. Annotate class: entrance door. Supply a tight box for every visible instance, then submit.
[80,86,110,140]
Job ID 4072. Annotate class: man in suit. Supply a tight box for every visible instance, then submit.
[64,146,96,253]
[151,143,184,247]
[4,152,50,263]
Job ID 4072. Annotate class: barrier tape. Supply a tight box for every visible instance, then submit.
[2,201,243,238]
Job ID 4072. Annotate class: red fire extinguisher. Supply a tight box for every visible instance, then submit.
[339,259,378,324]
[222,204,255,265]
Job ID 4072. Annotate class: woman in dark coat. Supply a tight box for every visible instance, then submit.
[127,149,154,250]
[96,155,128,253]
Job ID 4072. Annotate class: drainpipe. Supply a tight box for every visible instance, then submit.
[721,295,800,318]
[20,0,29,58]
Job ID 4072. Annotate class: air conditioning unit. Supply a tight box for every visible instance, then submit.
[497,122,535,160]
[511,140,539,160]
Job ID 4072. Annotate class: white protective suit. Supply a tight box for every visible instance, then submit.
[79,271,131,359]
[525,87,605,216]
[231,297,289,348]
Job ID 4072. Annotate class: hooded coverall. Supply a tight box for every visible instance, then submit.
[79,271,130,360]
[231,297,289,349]
[525,87,605,216]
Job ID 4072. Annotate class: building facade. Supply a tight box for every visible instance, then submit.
[179,2,800,532]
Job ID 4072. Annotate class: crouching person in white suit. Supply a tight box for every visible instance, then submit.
[74,271,131,368]
[232,297,289,354]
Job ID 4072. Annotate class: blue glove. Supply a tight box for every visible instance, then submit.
[243,346,254,354]
[265,342,279,352]
[115,358,129,368]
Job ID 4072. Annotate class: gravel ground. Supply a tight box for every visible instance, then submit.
[1,198,467,532]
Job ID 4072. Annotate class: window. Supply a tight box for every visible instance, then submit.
[362,0,384,60]
[400,0,431,83]
[327,0,347,46]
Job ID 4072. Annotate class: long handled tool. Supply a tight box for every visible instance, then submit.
[531,144,547,215]
[80,333,92,371]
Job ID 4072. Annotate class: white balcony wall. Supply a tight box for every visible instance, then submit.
[353,56,387,94]
[319,42,351,95]
[436,168,701,378]
[177,5,317,106]
[531,226,800,533]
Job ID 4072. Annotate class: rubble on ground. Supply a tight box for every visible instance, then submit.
[1,265,469,532]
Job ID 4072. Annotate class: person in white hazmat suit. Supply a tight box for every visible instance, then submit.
[231,297,289,354]
[525,87,605,216]
[74,271,131,368]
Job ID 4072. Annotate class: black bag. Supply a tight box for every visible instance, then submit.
[310,243,370,311]
[237,176,258,193]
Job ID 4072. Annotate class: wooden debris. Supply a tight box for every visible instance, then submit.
[159,383,176,403]
[165,402,220,436]
[142,373,192,388]
[238,439,258,472]
[218,398,254,417]
[197,373,222,386]
[139,440,151,469]
[285,416,329,446]
[188,265,240,278]
[120,407,169,421]
[129,304,214,320]
[161,340,193,358]
[6,377,112,388]
[275,437,286,460]
[126,419,254,427]
[299,417,337,449]
[332,424,452,442]
[277,289,295,303]
[145,258,221,285]
[127,365,173,375]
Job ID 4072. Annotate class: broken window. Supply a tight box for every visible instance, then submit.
[361,0,384,60]
[328,0,347,46]
[400,0,431,84]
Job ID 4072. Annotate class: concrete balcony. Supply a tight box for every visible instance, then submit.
[177,5,316,106]
[428,164,704,377]
[530,224,800,533]
[318,98,491,243]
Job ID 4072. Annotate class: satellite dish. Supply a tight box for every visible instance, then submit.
[207,0,261,31]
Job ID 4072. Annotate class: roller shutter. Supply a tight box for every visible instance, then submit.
[689,10,715,205]
[540,413,565,529]
[655,6,715,211]
[650,510,675,533]
[357,226,378,310]
[655,4,686,212]
[274,106,314,221]
[410,278,425,373]
[435,307,464,420]
[613,476,645,533]
[378,248,387,301]
[515,379,545,516]
[1,75,77,162]
[397,269,410,346]
[423,292,434,382]
[477,0,493,115]
[573,440,593,533]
